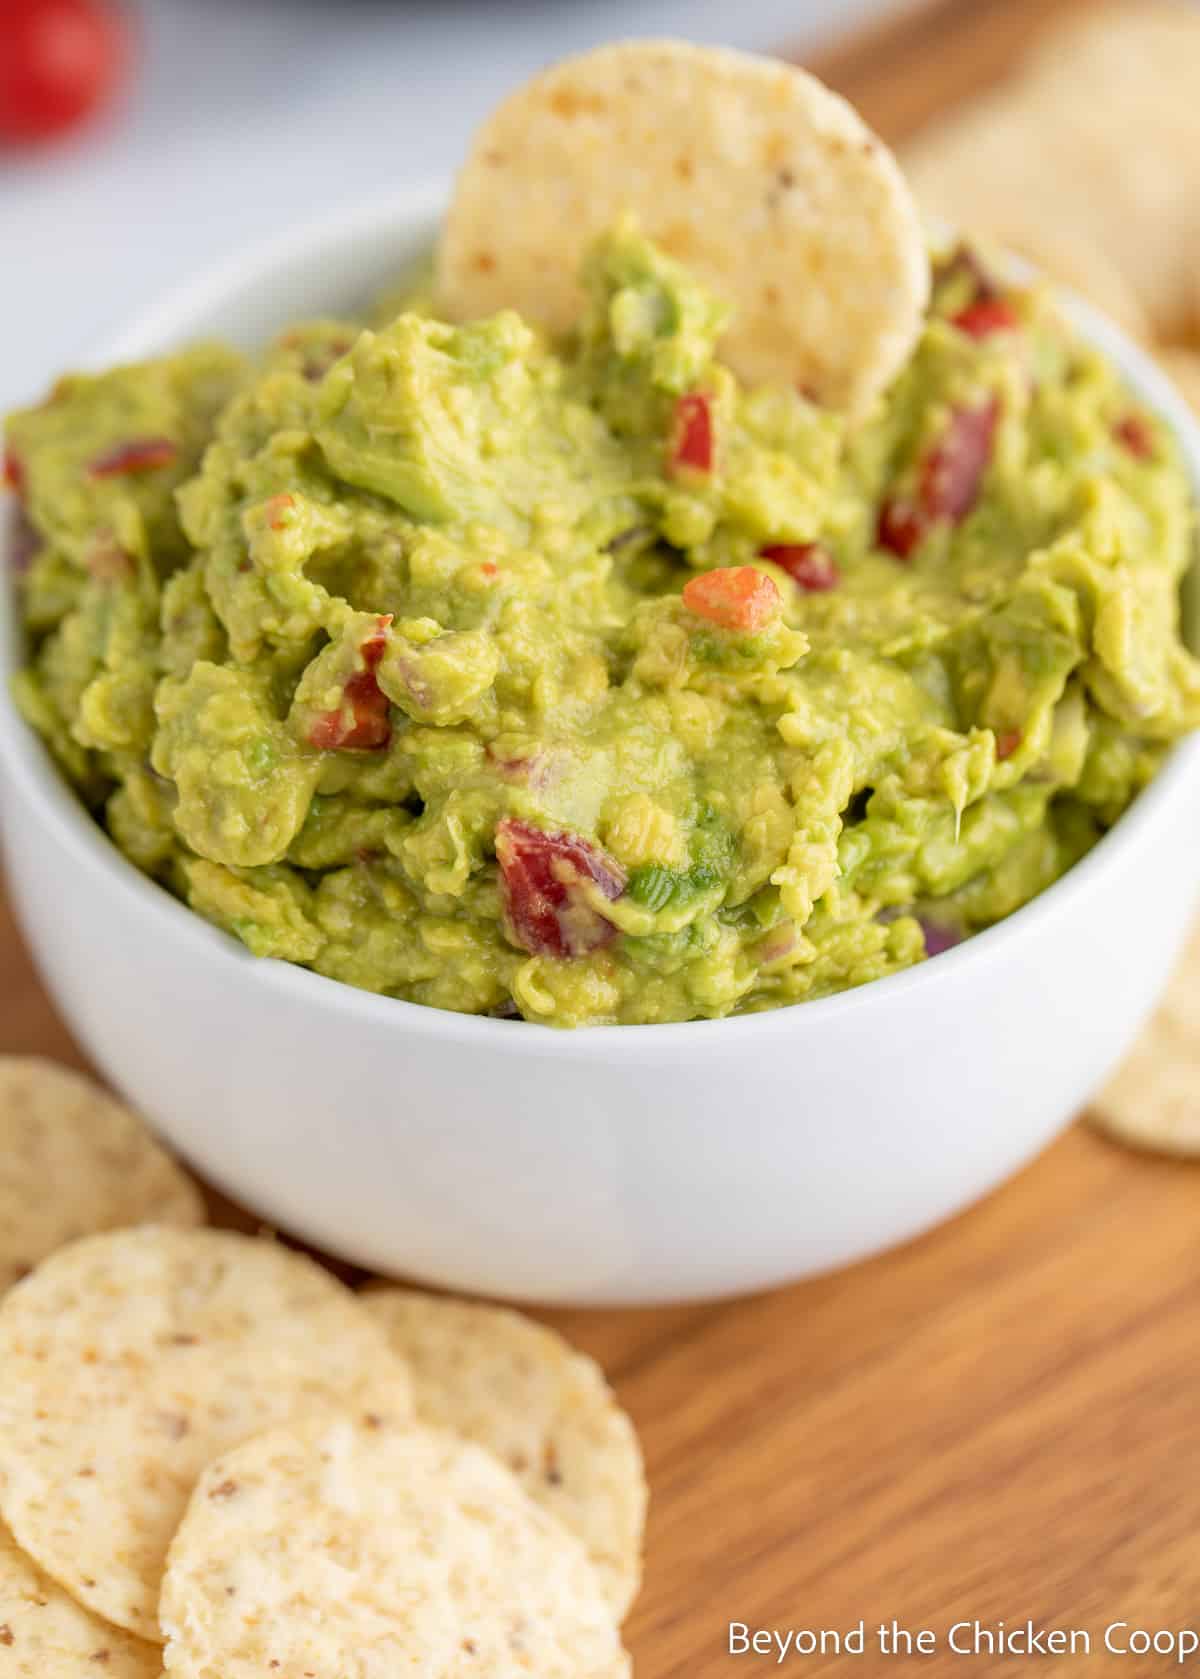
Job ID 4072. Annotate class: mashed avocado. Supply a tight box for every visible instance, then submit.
[6,230,1199,1025]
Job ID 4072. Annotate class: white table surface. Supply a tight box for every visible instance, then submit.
[2,0,894,410]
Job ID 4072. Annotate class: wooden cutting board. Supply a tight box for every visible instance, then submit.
[806,0,1107,143]
[4,3,1197,1673]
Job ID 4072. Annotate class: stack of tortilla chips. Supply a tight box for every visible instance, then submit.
[0,1058,645,1677]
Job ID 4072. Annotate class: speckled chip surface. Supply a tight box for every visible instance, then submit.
[0,1057,204,1294]
[438,39,930,415]
[364,1287,647,1619]
[160,1415,630,1679]
[0,1228,412,1641]
[0,1521,161,1678]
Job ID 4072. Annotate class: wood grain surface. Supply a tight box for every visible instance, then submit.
[804,0,1105,142]
[4,2,1198,1673]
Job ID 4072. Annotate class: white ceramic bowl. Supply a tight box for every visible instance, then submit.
[3,187,1199,1306]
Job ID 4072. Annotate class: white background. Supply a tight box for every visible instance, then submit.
[2,0,895,409]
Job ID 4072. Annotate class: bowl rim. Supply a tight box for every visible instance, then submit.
[4,182,1200,1061]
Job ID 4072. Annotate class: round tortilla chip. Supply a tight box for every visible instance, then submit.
[160,1415,629,1679]
[438,39,929,415]
[0,1522,160,1678]
[0,1228,412,1641]
[1027,0,1200,131]
[903,39,1200,344]
[362,1288,646,1620]
[0,1057,204,1293]
[1091,920,1200,1157]
[905,105,1157,343]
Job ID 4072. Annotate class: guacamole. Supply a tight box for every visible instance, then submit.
[6,231,1199,1026]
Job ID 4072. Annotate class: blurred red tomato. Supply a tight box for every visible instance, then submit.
[0,0,128,143]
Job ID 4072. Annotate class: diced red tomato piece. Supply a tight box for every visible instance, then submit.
[876,496,926,560]
[880,397,1000,559]
[264,493,295,531]
[495,818,626,959]
[305,617,392,752]
[334,669,392,750]
[922,397,999,523]
[671,392,714,473]
[87,436,178,479]
[682,566,780,632]
[995,728,1021,761]
[760,542,840,592]
[951,298,1019,339]
[361,622,392,664]
[1114,413,1154,460]
[2,449,24,498]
